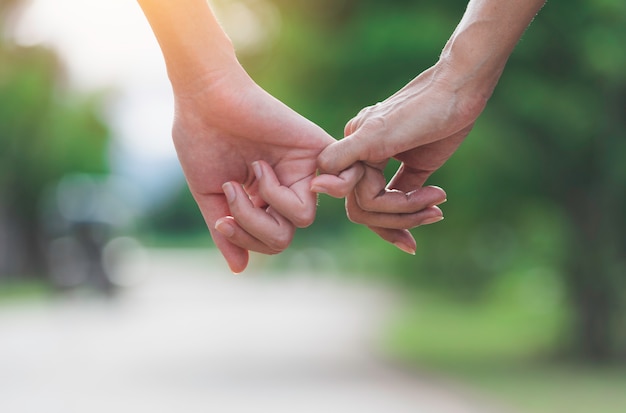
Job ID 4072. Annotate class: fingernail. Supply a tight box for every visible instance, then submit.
[394,242,416,255]
[423,216,444,225]
[310,184,328,194]
[222,182,236,203]
[215,219,235,237]
[252,161,263,179]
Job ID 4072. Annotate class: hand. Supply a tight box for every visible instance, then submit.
[173,65,335,273]
[311,65,486,253]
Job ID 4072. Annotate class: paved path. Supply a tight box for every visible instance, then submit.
[0,248,512,413]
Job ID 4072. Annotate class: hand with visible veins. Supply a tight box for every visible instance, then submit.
[311,67,467,253]
[138,0,545,268]
[311,0,546,252]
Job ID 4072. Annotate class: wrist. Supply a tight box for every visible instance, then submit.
[433,0,545,112]
[167,42,241,97]
[429,54,496,125]
[138,0,240,95]
[435,24,508,109]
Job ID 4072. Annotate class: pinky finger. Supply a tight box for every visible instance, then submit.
[311,163,365,198]
[367,226,417,255]
[215,216,292,255]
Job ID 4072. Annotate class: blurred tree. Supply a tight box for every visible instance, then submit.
[138,0,624,361]
[241,0,626,361]
[0,1,110,279]
[489,0,626,361]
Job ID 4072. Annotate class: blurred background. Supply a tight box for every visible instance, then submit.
[0,0,625,412]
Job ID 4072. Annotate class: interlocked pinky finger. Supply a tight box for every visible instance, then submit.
[346,192,444,229]
[215,216,290,255]
[223,181,296,250]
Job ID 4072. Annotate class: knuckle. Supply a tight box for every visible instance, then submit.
[317,151,337,174]
[361,115,387,134]
[266,229,293,252]
[354,185,380,212]
[291,206,316,228]
[355,194,376,212]
[346,206,366,225]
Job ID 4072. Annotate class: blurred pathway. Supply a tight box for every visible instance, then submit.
[0,248,511,413]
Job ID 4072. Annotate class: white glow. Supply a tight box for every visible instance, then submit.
[11,0,176,170]
[9,0,281,203]
[12,0,164,90]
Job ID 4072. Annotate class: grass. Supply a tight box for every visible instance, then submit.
[450,365,626,413]
[381,271,626,413]
[0,279,51,305]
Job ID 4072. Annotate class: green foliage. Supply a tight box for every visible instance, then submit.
[0,44,109,207]
[240,0,626,360]
[384,268,569,368]
[140,184,208,237]
[0,279,51,304]
[426,363,626,413]
[0,3,111,278]
[151,0,625,360]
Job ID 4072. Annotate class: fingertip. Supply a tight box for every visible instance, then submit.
[422,215,444,226]
[227,255,248,275]
[311,163,364,198]
[253,160,282,196]
[310,181,328,195]
[426,185,447,202]
[368,227,416,255]
[392,232,416,255]
[222,181,236,203]
[252,161,263,180]
[212,230,250,274]
[310,174,347,197]
[393,241,416,255]
[215,217,235,237]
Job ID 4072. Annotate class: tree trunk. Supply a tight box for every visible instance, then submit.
[0,201,46,280]
[568,260,616,362]
[563,189,621,362]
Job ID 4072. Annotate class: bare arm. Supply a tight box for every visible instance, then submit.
[438,0,547,112]
[313,0,546,252]
[137,0,237,93]
[137,0,335,273]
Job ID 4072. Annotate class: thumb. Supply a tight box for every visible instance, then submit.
[317,133,367,175]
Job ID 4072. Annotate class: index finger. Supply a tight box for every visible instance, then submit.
[353,166,447,214]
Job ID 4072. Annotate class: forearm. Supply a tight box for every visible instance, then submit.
[137,0,238,92]
[437,0,546,102]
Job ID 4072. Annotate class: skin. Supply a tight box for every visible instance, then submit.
[138,0,455,272]
[173,66,336,273]
[138,0,546,272]
[311,0,547,251]
[137,0,333,273]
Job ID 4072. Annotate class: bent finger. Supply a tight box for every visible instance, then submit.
[215,216,284,255]
[223,181,296,251]
[194,193,249,274]
[354,166,447,214]
[367,226,417,255]
[252,160,316,228]
[347,193,444,229]
[317,134,367,175]
[311,163,365,198]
